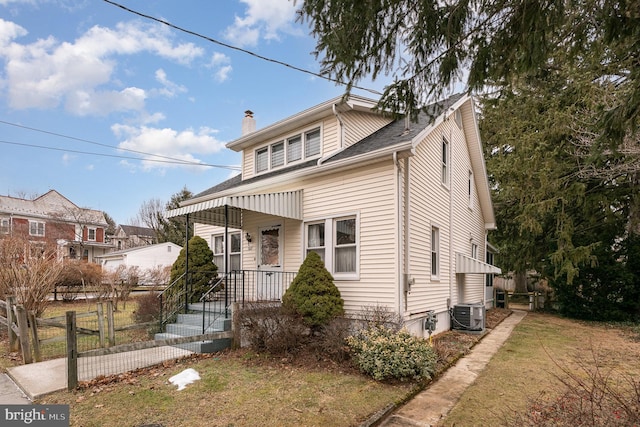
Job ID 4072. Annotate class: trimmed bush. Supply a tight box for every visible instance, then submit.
[170,235,217,301]
[347,325,437,381]
[282,252,344,328]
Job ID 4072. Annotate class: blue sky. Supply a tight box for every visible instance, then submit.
[0,0,391,225]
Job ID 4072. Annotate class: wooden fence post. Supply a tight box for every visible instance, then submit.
[28,311,41,362]
[7,296,18,352]
[97,302,105,348]
[106,300,115,346]
[231,302,241,350]
[14,305,32,364]
[66,311,78,390]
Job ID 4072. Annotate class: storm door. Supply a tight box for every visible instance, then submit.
[257,225,282,300]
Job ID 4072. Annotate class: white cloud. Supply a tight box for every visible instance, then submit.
[224,0,300,47]
[153,68,187,97]
[208,52,232,83]
[0,19,203,115]
[111,123,226,172]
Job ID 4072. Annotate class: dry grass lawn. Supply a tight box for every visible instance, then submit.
[441,313,640,426]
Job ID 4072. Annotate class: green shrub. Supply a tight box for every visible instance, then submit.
[347,325,437,381]
[282,252,344,328]
[170,235,217,301]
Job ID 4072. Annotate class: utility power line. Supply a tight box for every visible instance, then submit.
[102,0,383,96]
[0,119,240,170]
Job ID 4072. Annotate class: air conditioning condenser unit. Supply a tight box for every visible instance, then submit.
[451,303,485,333]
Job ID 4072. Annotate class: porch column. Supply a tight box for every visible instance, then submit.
[184,213,190,314]
[224,205,229,316]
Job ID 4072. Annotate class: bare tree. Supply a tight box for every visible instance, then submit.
[0,235,64,317]
[136,198,165,238]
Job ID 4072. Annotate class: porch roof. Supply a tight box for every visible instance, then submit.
[455,253,502,274]
[165,190,303,228]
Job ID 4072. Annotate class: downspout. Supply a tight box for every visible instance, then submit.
[333,103,345,149]
[404,155,411,313]
[394,151,404,317]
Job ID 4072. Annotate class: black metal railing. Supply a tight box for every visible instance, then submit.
[158,269,297,333]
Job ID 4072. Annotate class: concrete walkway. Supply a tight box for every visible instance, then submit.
[379,310,527,427]
[3,346,192,402]
[0,373,31,404]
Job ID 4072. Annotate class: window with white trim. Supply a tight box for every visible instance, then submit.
[431,226,439,278]
[29,220,45,237]
[468,169,474,207]
[256,147,269,172]
[0,218,9,234]
[471,243,478,259]
[306,222,325,261]
[254,127,321,174]
[441,137,449,186]
[305,215,358,278]
[87,228,96,241]
[212,233,241,273]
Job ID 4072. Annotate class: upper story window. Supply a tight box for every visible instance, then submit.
[29,220,45,237]
[254,127,321,174]
[0,218,9,234]
[468,169,474,207]
[441,136,449,186]
[87,228,96,241]
[471,243,478,259]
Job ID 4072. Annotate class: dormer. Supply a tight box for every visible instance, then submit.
[226,95,394,180]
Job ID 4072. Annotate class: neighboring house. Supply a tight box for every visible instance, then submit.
[95,242,181,285]
[0,190,112,263]
[110,224,157,250]
[166,94,501,336]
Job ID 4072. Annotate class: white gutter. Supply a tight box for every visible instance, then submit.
[183,142,414,206]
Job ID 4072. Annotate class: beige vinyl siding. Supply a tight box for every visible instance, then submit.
[301,161,398,313]
[406,119,454,316]
[192,160,398,313]
[342,111,393,147]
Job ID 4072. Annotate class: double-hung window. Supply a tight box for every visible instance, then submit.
[306,222,325,261]
[87,228,96,241]
[213,233,241,273]
[255,127,321,174]
[431,226,440,278]
[0,218,9,234]
[441,137,449,186]
[334,218,356,273]
[256,147,269,172]
[305,215,358,278]
[29,220,45,237]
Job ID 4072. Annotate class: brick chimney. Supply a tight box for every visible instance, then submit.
[241,110,256,136]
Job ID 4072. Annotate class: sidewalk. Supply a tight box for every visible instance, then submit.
[3,345,192,402]
[378,310,527,426]
[0,373,31,404]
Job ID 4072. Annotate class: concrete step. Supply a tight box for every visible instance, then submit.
[165,323,224,337]
[154,332,232,354]
[177,313,227,326]
[187,302,228,313]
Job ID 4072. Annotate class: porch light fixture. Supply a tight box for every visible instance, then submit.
[245,232,252,243]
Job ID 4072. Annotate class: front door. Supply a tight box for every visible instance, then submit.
[257,225,282,300]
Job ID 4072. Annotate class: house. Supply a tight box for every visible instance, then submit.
[166,94,501,336]
[0,190,112,263]
[95,242,181,285]
[110,224,157,250]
